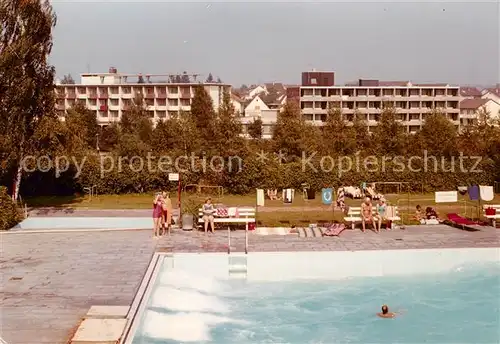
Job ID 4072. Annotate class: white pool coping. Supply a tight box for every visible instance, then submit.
[120,247,500,344]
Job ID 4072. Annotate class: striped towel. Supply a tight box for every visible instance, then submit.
[216,208,228,217]
[297,227,325,238]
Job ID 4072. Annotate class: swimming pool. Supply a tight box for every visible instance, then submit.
[122,249,500,344]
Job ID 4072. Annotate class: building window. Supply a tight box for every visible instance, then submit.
[310,78,317,85]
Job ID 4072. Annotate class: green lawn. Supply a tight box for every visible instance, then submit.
[25,191,500,211]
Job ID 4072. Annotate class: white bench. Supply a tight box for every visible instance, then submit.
[344,206,400,230]
[482,204,500,227]
[198,207,256,231]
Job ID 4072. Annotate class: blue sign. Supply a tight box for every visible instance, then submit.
[322,188,333,205]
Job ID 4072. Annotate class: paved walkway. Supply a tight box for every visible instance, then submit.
[1,230,154,344]
[1,225,498,344]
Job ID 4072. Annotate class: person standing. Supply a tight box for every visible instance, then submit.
[202,197,215,233]
[161,191,173,235]
[152,193,163,239]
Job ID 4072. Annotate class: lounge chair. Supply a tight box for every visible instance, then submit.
[446,213,481,231]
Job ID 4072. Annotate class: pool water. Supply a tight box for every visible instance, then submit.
[131,260,500,344]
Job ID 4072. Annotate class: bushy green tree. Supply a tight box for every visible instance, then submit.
[0,0,58,200]
[248,118,263,139]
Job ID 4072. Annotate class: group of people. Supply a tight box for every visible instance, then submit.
[414,205,440,224]
[152,192,173,238]
[360,196,390,233]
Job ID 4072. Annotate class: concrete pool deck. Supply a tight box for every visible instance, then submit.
[1,225,499,344]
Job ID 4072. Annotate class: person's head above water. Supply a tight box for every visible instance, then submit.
[381,305,389,314]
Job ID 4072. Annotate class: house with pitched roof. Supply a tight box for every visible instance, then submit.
[481,86,500,104]
[459,87,482,99]
[459,98,500,127]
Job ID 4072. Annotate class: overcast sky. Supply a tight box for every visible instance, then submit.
[49,1,499,87]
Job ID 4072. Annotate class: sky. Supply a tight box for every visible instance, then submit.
[49,1,499,87]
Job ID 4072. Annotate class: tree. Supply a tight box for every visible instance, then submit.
[137,74,145,83]
[181,71,190,83]
[416,110,457,157]
[0,0,58,200]
[371,107,407,155]
[174,75,182,83]
[215,91,243,152]
[351,110,371,154]
[216,77,222,83]
[119,94,153,153]
[100,124,120,152]
[190,85,216,142]
[64,103,99,152]
[248,118,263,139]
[322,107,352,155]
[205,73,214,83]
[272,101,310,159]
[61,74,75,84]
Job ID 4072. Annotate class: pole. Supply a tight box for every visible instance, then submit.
[178,175,182,226]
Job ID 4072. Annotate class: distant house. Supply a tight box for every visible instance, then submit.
[459,98,500,127]
[245,85,267,100]
[459,87,482,99]
[240,94,279,139]
[481,87,500,104]
[230,93,244,115]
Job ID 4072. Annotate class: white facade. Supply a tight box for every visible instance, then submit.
[240,109,278,139]
[55,73,231,125]
[244,95,270,117]
[300,83,461,133]
[459,99,500,127]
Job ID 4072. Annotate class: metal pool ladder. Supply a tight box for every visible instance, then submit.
[228,254,247,279]
[227,224,249,279]
[226,224,249,255]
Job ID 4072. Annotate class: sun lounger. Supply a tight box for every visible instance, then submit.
[446,213,481,231]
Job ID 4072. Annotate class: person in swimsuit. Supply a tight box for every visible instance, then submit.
[202,197,215,233]
[361,197,375,232]
[152,193,163,239]
[377,305,396,318]
[160,191,172,235]
[375,198,387,233]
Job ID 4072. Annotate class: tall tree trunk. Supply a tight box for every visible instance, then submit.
[12,137,25,202]
[12,159,22,201]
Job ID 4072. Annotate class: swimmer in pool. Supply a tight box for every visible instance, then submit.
[377,305,397,318]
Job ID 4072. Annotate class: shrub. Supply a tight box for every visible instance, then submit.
[0,186,23,230]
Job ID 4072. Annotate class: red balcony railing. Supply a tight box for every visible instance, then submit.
[99,105,108,111]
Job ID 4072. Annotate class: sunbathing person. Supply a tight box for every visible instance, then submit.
[413,205,425,224]
[425,207,439,219]
[361,197,376,232]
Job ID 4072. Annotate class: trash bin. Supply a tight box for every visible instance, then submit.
[182,214,194,231]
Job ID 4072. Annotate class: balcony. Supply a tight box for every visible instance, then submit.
[157,92,167,99]
[144,93,155,99]
[98,93,109,99]
[56,92,65,99]
[99,105,108,111]
[89,93,98,99]
[66,92,76,99]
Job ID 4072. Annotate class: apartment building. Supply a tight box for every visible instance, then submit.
[55,68,231,125]
[297,71,461,133]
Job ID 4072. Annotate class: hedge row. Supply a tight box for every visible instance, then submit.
[12,152,498,196]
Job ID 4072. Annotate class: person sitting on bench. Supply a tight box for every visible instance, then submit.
[361,197,376,233]
[203,198,216,233]
[267,189,279,200]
